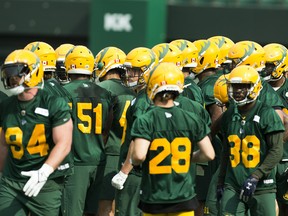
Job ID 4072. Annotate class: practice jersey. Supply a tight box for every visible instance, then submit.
[0,91,8,134]
[258,79,284,109]
[131,105,210,204]
[118,88,153,174]
[43,78,72,103]
[197,74,219,107]
[221,101,285,192]
[0,89,71,181]
[0,91,8,102]
[174,95,211,127]
[98,79,135,155]
[273,78,288,160]
[182,77,205,106]
[64,79,112,166]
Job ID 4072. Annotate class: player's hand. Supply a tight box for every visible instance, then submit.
[111,171,128,190]
[216,184,224,201]
[21,163,54,197]
[239,175,259,202]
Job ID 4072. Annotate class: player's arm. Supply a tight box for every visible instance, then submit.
[111,140,135,190]
[218,138,230,186]
[131,138,150,166]
[45,118,73,169]
[252,131,283,179]
[192,135,215,163]
[21,118,73,197]
[207,103,224,127]
[211,112,224,139]
[120,140,134,174]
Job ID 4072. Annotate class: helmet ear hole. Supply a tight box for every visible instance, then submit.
[200,57,204,65]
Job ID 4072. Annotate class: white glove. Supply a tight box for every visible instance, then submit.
[21,163,54,197]
[111,171,128,190]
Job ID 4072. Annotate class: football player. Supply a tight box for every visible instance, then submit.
[217,65,284,215]
[131,62,215,216]
[60,45,113,216]
[0,49,73,215]
[93,46,135,216]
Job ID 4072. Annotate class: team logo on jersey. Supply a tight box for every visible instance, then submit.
[173,101,180,106]
[253,115,260,123]
[285,92,288,98]
[165,112,172,118]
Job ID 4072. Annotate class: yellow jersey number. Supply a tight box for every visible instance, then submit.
[149,137,191,174]
[5,124,49,160]
[77,102,102,134]
[228,135,260,168]
[119,100,131,145]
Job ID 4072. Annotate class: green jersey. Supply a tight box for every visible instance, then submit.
[43,78,72,103]
[0,90,71,181]
[197,74,219,107]
[221,101,285,192]
[182,77,205,106]
[0,91,8,133]
[98,79,135,155]
[0,91,8,102]
[131,106,210,204]
[174,95,211,126]
[118,88,153,174]
[274,78,288,160]
[258,79,284,108]
[64,80,112,166]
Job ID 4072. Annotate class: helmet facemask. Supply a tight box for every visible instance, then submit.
[55,60,70,84]
[228,77,262,106]
[1,62,41,95]
[124,66,145,89]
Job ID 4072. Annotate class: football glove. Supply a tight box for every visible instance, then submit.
[239,175,259,202]
[21,163,54,197]
[111,171,128,190]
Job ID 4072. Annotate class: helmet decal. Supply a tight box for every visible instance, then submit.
[29,42,40,52]
[157,44,170,62]
[217,37,226,49]
[242,43,255,62]
[198,40,211,57]
[178,40,188,51]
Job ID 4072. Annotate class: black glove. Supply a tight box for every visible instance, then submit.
[239,176,259,202]
[216,184,224,201]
